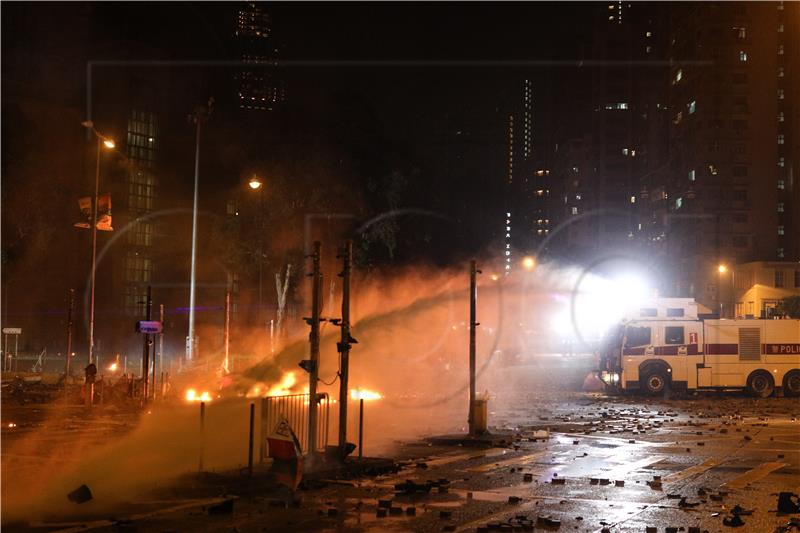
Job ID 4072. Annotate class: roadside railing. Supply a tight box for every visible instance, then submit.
[260,392,330,461]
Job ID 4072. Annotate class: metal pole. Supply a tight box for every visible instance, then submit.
[3,334,7,371]
[358,398,364,460]
[258,187,264,323]
[142,285,152,403]
[14,334,19,372]
[337,240,353,456]
[158,304,164,394]
[65,289,75,400]
[307,241,322,456]
[468,260,479,435]
[248,402,255,476]
[199,401,205,472]
[187,116,202,363]
[224,292,230,373]
[88,137,101,366]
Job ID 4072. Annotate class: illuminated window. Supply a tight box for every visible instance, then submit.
[778,134,785,145]
[571,207,578,215]
[736,27,746,39]
[778,248,785,259]
[779,157,785,167]
[675,197,683,209]
[778,89,785,99]
[687,100,696,114]
[688,169,696,181]
[124,252,152,284]
[630,195,636,204]
[605,103,629,110]
[127,221,154,247]
[778,226,785,236]
[778,179,785,190]
[778,44,784,55]
[778,23,784,32]
[739,50,748,62]
[674,69,682,83]
[778,67,785,78]
[775,270,785,288]
[708,164,718,176]
[778,202,785,213]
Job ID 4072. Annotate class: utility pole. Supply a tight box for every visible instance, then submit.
[468,260,481,435]
[306,241,323,457]
[223,291,230,373]
[65,289,75,401]
[142,285,152,403]
[158,304,164,396]
[337,240,355,457]
[187,98,213,364]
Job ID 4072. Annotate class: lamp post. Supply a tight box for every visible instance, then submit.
[717,264,728,318]
[80,121,115,367]
[187,99,213,364]
[248,175,264,317]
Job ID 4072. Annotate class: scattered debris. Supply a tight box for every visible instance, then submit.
[778,492,800,514]
[67,484,93,504]
[723,514,746,527]
[679,497,700,508]
[536,515,561,529]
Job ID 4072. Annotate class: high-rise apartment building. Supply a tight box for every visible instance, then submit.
[549,3,669,268]
[665,1,800,313]
[234,2,285,111]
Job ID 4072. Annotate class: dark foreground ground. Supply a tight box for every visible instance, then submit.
[2,368,800,532]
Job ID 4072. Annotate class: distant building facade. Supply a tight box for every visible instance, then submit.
[234,2,285,111]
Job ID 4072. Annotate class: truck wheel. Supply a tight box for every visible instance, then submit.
[641,369,669,396]
[783,371,800,397]
[746,371,775,398]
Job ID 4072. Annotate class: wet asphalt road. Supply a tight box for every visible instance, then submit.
[7,386,798,533]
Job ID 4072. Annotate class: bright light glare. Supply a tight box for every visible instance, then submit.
[185,389,212,402]
[108,362,118,371]
[556,272,652,343]
[717,264,727,273]
[350,388,382,401]
[103,139,115,149]
[248,177,262,190]
[522,256,536,270]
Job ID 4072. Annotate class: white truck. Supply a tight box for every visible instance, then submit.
[597,298,800,397]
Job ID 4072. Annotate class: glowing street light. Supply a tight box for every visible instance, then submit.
[103,139,115,149]
[522,256,536,271]
[248,175,263,190]
[718,264,728,274]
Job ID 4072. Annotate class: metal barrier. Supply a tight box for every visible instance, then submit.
[260,392,330,461]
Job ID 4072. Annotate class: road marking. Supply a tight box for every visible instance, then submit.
[467,451,548,473]
[40,496,238,533]
[663,457,724,484]
[425,447,509,467]
[602,455,665,478]
[722,461,788,489]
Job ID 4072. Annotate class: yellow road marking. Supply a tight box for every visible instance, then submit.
[723,461,788,489]
[467,451,548,473]
[663,457,724,484]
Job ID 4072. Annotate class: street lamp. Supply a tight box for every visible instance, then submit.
[80,121,115,367]
[187,99,213,364]
[522,256,536,271]
[248,175,265,319]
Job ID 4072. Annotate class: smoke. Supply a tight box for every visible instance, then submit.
[1,263,597,524]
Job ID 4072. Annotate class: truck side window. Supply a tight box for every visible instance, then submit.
[625,326,651,348]
[665,326,685,345]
